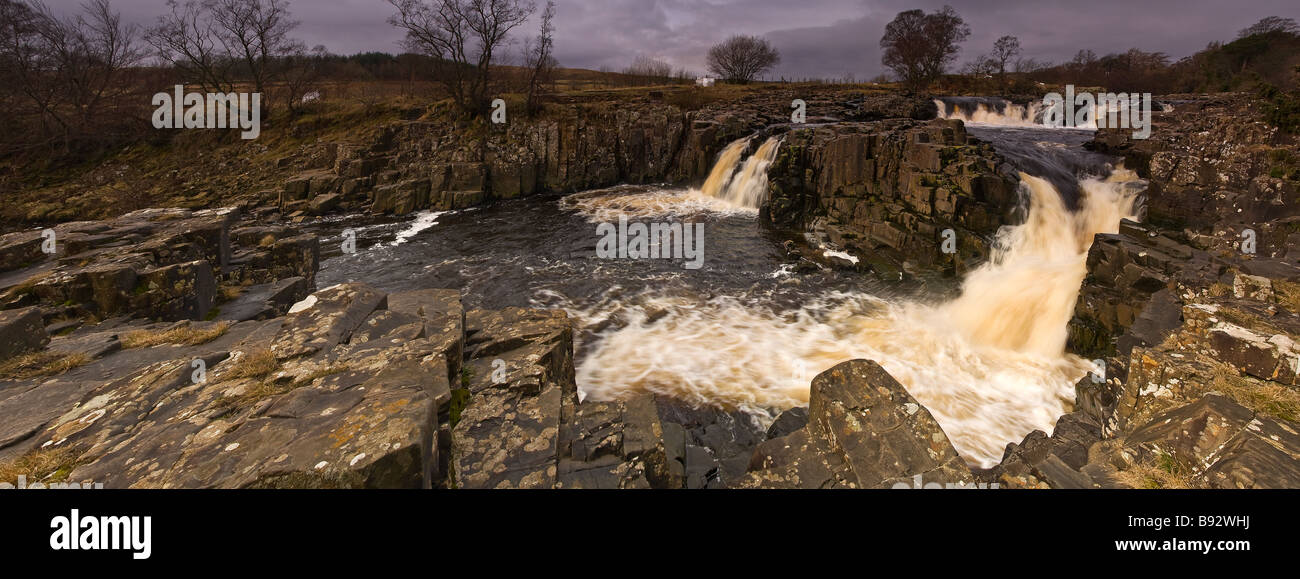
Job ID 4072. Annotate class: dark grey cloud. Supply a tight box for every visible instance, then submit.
[45,0,1300,79]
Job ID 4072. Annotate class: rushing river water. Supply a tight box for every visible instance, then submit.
[310,103,1143,467]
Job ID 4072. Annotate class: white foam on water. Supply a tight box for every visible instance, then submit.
[563,186,754,221]
[573,167,1144,467]
[561,136,783,223]
[391,210,447,246]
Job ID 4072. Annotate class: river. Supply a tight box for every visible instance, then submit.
[307,99,1144,467]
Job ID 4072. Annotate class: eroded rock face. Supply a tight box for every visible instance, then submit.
[766,119,1019,276]
[276,88,938,219]
[740,359,975,489]
[1090,93,1298,241]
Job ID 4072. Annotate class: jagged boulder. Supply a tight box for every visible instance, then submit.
[740,359,975,489]
[134,260,216,321]
[0,231,47,273]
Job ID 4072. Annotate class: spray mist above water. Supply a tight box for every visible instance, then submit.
[575,135,1145,467]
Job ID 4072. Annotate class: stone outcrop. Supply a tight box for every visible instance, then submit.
[1089,93,1299,245]
[765,119,1019,276]
[1122,394,1300,489]
[0,207,317,324]
[739,359,976,489]
[1055,93,1300,489]
[271,88,940,221]
[0,283,462,488]
[0,307,47,362]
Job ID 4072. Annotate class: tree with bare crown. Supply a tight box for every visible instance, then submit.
[146,0,303,115]
[387,0,535,117]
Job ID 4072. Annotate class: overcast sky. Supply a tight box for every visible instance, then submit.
[49,0,1300,79]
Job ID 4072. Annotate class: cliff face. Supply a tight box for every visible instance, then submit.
[275,100,763,218]
[271,88,948,225]
[764,118,1020,274]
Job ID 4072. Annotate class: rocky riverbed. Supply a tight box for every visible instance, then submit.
[1,89,1298,489]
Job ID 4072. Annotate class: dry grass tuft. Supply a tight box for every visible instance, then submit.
[1211,366,1300,422]
[221,349,280,381]
[0,446,85,485]
[1118,451,1206,489]
[121,321,231,349]
[0,350,90,380]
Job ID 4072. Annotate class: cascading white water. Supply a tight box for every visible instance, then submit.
[560,136,782,220]
[937,97,1158,130]
[701,136,782,209]
[574,154,1145,466]
[936,99,1044,127]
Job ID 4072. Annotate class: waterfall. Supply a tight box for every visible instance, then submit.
[936,96,1153,130]
[700,136,782,209]
[935,97,1044,126]
[576,166,1145,467]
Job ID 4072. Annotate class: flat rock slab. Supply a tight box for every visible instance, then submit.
[273,283,387,360]
[452,307,578,489]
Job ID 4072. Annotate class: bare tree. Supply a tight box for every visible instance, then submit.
[147,0,237,95]
[1014,57,1049,74]
[1069,49,1097,73]
[624,54,671,85]
[281,43,325,113]
[2,0,143,150]
[706,35,779,84]
[1,0,54,135]
[960,54,996,77]
[524,0,553,115]
[64,0,145,129]
[387,0,535,116]
[147,0,301,114]
[991,35,1019,77]
[879,6,969,90]
[207,0,299,98]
